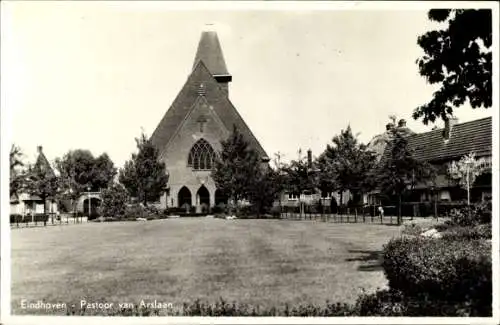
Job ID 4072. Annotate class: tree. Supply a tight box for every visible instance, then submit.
[247,167,281,217]
[55,149,117,216]
[376,117,433,224]
[282,150,317,217]
[448,152,486,206]
[316,153,337,199]
[24,163,59,225]
[91,153,117,190]
[212,126,261,216]
[55,150,116,192]
[318,126,376,206]
[119,132,169,206]
[10,144,25,197]
[415,9,492,124]
[101,183,129,218]
[272,152,288,215]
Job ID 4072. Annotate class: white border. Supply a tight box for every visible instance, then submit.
[1,1,499,325]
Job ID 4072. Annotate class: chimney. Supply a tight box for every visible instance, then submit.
[398,119,407,128]
[37,146,43,154]
[443,117,458,141]
[307,149,312,168]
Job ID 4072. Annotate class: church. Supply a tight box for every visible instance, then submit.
[151,30,269,212]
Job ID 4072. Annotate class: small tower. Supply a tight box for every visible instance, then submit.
[192,28,232,96]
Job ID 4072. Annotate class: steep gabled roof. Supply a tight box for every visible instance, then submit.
[379,117,492,164]
[408,117,492,162]
[192,31,231,77]
[34,147,56,177]
[150,61,268,160]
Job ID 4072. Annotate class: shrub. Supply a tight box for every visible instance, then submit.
[101,184,129,218]
[270,205,281,217]
[434,222,452,232]
[448,201,492,226]
[66,298,356,316]
[124,204,147,220]
[167,207,184,215]
[355,289,405,316]
[441,224,492,241]
[33,214,49,223]
[211,203,227,214]
[10,214,23,224]
[355,289,476,316]
[401,223,424,236]
[238,205,254,217]
[382,237,491,315]
[145,205,160,215]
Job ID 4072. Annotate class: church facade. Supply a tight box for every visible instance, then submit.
[151,30,269,212]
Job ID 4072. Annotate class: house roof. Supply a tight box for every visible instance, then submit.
[11,193,43,202]
[34,147,56,177]
[192,31,231,77]
[367,127,415,162]
[150,61,269,160]
[407,117,492,162]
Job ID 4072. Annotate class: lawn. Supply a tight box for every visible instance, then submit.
[11,218,402,315]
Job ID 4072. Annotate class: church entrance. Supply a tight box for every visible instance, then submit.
[196,185,210,214]
[178,186,192,211]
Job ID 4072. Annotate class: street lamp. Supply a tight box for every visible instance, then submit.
[87,186,91,222]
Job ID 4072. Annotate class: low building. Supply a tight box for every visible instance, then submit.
[10,146,59,220]
[277,149,353,209]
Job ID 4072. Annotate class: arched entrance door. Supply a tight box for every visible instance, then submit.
[196,185,210,213]
[83,198,102,220]
[178,186,192,210]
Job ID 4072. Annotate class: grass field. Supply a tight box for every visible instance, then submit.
[11,218,402,315]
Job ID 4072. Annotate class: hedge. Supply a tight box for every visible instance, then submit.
[441,224,492,241]
[10,214,49,223]
[447,201,492,226]
[64,292,488,317]
[354,288,480,316]
[382,237,491,315]
[10,214,24,223]
[65,298,357,316]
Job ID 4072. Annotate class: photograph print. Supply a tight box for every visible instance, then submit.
[1,1,498,323]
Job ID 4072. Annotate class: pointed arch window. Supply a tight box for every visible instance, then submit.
[188,139,216,170]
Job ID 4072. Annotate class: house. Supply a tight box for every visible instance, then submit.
[10,146,59,220]
[278,149,353,209]
[407,117,492,204]
[368,117,492,206]
[150,29,269,212]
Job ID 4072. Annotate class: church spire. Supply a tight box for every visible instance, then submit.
[192,28,232,94]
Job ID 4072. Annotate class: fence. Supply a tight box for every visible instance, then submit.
[278,202,467,225]
[279,205,399,225]
[10,213,88,229]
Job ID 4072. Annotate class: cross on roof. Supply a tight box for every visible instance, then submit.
[197,115,208,132]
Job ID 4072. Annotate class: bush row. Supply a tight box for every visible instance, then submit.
[64,291,488,317]
[10,213,49,223]
[447,201,492,226]
[441,223,492,240]
[382,236,491,315]
[64,298,355,316]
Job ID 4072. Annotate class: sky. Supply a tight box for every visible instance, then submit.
[1,1,495,168]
